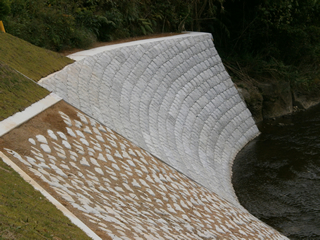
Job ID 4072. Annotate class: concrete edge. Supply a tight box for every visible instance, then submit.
[229,130,261,207]
[0,151,102,240]
[67,31,211,61]
[0,93,62,137]
[39,33,208,83]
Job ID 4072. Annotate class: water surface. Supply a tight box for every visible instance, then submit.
[233,104,320,239]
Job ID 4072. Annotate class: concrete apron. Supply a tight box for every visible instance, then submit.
[0,32,288,239]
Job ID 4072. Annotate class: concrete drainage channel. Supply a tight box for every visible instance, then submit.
[0,32,288,239]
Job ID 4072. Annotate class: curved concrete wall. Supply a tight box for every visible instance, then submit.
[39,32,259,206]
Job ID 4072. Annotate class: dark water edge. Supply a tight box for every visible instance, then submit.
[232,104,320,240]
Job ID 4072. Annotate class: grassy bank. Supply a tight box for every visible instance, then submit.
[0,158,91,240]
[0,32,90,239]
[0,32,73,81]
[0,62,49,121]
[0,32,74,120]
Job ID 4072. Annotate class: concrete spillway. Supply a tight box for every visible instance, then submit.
[39,32,259,207]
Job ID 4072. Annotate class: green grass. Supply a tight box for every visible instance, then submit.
[0,32,73,81]
[0,158,91,240]
[0,32,94,240]
[0,62,49,121]
[0,31,74,120]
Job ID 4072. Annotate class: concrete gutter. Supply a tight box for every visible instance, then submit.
[0,93,62,137]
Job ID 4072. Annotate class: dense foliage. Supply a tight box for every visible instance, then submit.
[0,0,10,19]
[2,0,320,91]
[211,0,320,91]
[3,0,223,51]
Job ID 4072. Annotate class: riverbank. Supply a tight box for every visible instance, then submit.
[232,100,320,239]
[233,78,320,123]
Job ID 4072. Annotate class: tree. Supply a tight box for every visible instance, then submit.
[0,0,10,20]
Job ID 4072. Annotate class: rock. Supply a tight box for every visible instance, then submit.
[257,81,292,119]
[292,90,320,110]
[236,82,263,123]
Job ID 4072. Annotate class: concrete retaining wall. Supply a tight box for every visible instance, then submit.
[39,32,259,206]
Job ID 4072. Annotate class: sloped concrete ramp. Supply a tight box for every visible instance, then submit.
[1,100,287,239]
[39,32,258,207]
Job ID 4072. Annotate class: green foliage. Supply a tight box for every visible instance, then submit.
[254,0,320,65]
[3,0,224,50]
[213,0,320,92]
[75,8,112,41]
[0,32,73,120]
[0,32,73,81]
[0,62,49,120]
[5,0,96,51]
[0,0,10,20]
[3,0,320,93]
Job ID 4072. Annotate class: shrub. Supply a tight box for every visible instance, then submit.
[0,0,10,20]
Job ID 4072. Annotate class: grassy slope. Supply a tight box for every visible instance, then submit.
[0,32,73,81]
[0,158,91,240]
[0,33,90,239]
[0,62,49,121]
[0,31,74,120]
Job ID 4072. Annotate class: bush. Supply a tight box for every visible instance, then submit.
[71,27,96,49]
[0,0,10,20]
[211,0,320,92]
[3,0,225,51]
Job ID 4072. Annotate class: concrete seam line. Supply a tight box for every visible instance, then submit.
[0,151,102,240]
[0,93,62,137]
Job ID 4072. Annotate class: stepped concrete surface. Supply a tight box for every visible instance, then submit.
[39,32,259,206]
[0,100,287,239]
[0,32,289,239]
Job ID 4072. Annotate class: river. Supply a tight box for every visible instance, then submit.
[232,104,320,239]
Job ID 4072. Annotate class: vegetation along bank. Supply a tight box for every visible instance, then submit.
[1,0,320,122]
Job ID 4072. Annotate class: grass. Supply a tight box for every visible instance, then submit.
[0,31,74,120]
[0,62,49,121]
[0,32,92,239]
[0,158,91,240]
[0,32,73,82]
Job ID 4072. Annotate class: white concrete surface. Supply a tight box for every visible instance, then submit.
[39,32,260,207]
[2,108,287,239]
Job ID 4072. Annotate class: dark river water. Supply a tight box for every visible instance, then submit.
[232,104,320,240]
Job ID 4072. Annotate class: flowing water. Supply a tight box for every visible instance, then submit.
[232,104,320,240]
